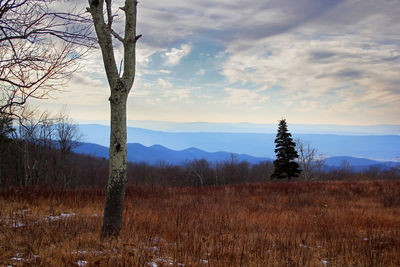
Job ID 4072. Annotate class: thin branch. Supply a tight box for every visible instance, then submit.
[110,27,124,42]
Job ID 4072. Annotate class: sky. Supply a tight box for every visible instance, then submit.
[34,0,400,126]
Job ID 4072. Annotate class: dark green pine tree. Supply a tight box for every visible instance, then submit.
[0,115,15,143]
[271,119,301,180]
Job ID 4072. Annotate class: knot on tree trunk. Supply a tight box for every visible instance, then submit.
[115,142,121,152]
[115,79,126,92]
[108,95,121,104]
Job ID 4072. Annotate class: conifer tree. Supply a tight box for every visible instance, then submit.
[271,119,301,180]
[0,115,15,143]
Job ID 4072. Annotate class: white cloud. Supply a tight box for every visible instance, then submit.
[223,88,269,106]
[157,78,173,89]
[44,0,400,124]
[220,0,400,120]
[158,70,171,74]
[165,88,192,102]
[164,44,192,66]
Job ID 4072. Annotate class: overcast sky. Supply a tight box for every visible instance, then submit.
[35,0,400,126]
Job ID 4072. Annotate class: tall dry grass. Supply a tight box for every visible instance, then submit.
[0,181,399,266]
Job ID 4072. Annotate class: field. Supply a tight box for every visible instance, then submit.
[0,181,400,266]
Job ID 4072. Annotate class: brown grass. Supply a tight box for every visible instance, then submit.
[1,181,400,266]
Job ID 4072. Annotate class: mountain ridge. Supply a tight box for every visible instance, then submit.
[77,124,400,161]
[73,142,399,172]
[73,142,271,165]
[77,120,400,135]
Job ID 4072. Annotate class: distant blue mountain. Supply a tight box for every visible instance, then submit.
[324,156,381,167]
[77,120,400,135]
[73,142,109,158]
[77,124,400,161]
[323,156,400,172]
[74,142,271,165]
[73,142,399,172]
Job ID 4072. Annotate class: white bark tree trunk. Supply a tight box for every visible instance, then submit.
[88,0,139,239]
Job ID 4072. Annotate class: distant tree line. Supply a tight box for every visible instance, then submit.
[0,108,81,186]
[1,135,399,188]
[1,115,399,188]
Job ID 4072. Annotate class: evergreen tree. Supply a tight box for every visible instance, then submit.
[0,115,15,143]
[271,119,301,180]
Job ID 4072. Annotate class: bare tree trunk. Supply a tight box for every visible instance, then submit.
[102,94,128,237]
[88,0,140,239]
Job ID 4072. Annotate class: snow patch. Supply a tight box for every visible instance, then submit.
[12,221,25,228]
[46,212,76,221]
[0,218,25,228]
[73,250,88,255]
[154,257,184,266]
[77,260,88,266]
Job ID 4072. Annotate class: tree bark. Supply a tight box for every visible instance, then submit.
[101,87,128,238]
[88,0,139,239]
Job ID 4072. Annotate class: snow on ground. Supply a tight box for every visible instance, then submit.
[147,257,185,267]
[0,210,76,229]
[0,218,25,228]
[77,260,88,266]
[45,212,76,221]
[11,253,24,261]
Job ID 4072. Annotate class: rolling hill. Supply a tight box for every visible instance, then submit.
[74,142,271,165]
[73,142,398,172]
[77,124,400,161]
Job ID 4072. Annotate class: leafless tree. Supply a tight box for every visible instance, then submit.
[186,159,212,186]
[87,0,141,239]
[55,107,81,154]
[0,0,94,119]
[12,106,81,186]
[54,107,81,185]
[16,108,55,185]
[295,138,325,181]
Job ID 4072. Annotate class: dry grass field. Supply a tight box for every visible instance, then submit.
[0,181,399,266]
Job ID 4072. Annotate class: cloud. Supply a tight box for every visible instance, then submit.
[223,88,269,106]
[48,0,400,124]
[164,44,192,66]
[219,0,400,119]
[158,70,171,74]
[165,88,192,102]
[157,78,173,89]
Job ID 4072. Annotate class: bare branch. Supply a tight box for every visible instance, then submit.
[88,0,119,87]
[110,27,124,42]
[1,0,94,119]
[122,0,138,87]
